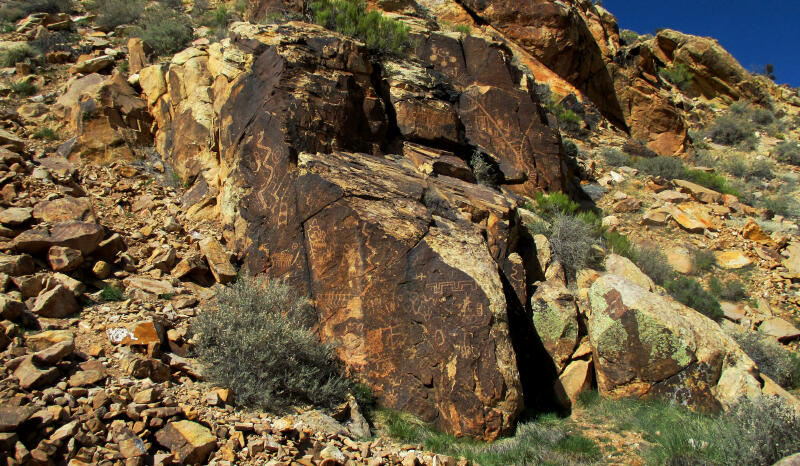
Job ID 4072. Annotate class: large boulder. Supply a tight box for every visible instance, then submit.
[457,0,626,128]
[54,72,153,163]
[588,274,796,411]
[139,22,571,439]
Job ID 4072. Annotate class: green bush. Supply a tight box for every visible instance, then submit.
[202,4,232,34]
[604,230,635,259]
[635,156,685,179]
[721,154,773,181]
[683,169,740,196]
[758,195,800,219]
[310,0,410,55]
[707,114,756,148]
[634,246,675,286]
[132,5,193,56]
[774,141,800,166]
[10,81,38,97]
[664,276,723,320]
[0,44,37,67]
[193,278,352,410]
[32,127,58,140]
[708,277,747,301]
[87,0,144,30]
[732,331,800,389]
[531,191,579,218]
[660,63,693,91]
[620,29,640,45]
[557,108,582,132]
[691,249,717,274]
[100,285,124,302]
[602,148,632,167]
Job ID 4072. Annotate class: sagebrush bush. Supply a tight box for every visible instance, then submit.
[10,81,37,97]
[691,249,716,274]
[132,5,193,56]
[634,246,675,286]
[708,277,747,301]
[664,276,722,321]
[587,395,800,466]
[602,148,631,167]
[717,397,800,466]
[721,154,774,181]
[310,0,410,55]
[547,213,599,276]
[1,0,71,21]
[773,141,800,166]
[635,156,685,179]
[660,63,693,91]
[470,151,502,187]
[758,195,800,219]
[732,331,800,389]
[87,0,143,30]
[707,114,756,148]
[193,278,352,410]
[0,44,37,67]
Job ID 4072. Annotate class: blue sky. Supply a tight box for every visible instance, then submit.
[602,0,800,87]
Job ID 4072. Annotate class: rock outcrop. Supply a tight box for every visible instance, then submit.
[140,22,569,439]
[588,274,788,411]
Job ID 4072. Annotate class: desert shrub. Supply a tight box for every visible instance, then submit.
[0,44,37,67]
[683,169,740,196]
[203,4,232,33]
[721,154,773,181]
[547,213,599,276]
[664,276,722,320]
[87,0,144,30]
[708,277,747,301]
[100,285,124,302]
[604,230,635,259]
[758,195,800,218]
[30,30,80,54]
[751,107,776,127]
[707,114,755,147]
[470,151,502,187]
[717,397,800,466]
[622,139,659,159]
[634,246,675,286]
[32,127,58,140]
[588,395,800,466]
[10,81,37,97]
[602,148,631,167]
[310,0,410,55]
[156,0,184,9]
[773,141,800,166]
[1,0,72,20]
[732,331,800,389]
[531,191,579,218]
[193,278,351,410]
[691,249,716,274]
[557,108,582,132]
[660,62,693,91]
[635,156,685,179]
[620,29,640,45]
[132,5,193,56]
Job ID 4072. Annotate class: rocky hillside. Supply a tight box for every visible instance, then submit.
[0,0,799,465]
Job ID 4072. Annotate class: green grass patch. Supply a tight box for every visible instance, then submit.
[377,409,602,466]
[100,285,124,302]
[10,81,38,97]
[32,127,58,140]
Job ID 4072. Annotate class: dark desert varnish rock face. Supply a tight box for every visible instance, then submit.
[140,22,570,439]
